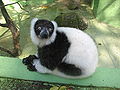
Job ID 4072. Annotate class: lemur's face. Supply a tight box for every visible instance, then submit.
[34,20,54,39]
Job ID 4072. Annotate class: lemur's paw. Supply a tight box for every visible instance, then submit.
[27,64,37,71]
[22,55,37,65]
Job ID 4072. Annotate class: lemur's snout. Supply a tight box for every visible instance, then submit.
[40,29,49,39]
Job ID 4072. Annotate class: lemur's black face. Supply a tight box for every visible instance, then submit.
[34,19,54,39]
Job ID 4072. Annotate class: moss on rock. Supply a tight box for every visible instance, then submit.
[55,12,88,31]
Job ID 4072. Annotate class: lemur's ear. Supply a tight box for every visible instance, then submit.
[31,18,38,29]
[31,18,38,24]
[51,21,58,31]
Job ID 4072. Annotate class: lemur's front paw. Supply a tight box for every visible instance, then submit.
[22,55,38,72]
[22,55,37,65]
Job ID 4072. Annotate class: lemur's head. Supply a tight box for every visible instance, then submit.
[31,18,57,39]
[30,18,57,47]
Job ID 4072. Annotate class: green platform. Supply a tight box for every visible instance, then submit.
[0,56,120,89]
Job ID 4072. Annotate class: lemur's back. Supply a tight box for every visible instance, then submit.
[56,27,98,78]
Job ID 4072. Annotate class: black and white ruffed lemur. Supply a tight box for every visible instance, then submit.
[22,18,98,79]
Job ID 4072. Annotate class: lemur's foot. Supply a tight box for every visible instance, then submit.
[22,55,38,71]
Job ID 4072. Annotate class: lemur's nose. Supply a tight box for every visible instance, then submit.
[40,29,49,39]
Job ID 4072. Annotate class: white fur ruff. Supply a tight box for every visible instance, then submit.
[30,18,57,47]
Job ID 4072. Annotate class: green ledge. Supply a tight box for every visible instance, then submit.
[0,56,120,88]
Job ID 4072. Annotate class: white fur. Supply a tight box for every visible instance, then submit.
[31,20,98,79]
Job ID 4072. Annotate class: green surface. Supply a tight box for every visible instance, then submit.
[0,56,120,88]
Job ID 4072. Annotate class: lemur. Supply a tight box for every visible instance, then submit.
[22,18,98,79]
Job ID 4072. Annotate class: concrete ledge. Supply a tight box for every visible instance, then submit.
[0,56,120,88]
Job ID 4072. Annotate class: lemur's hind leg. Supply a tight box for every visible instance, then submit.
[22,55,38,71]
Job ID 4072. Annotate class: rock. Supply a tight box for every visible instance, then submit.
[55,12,88,31]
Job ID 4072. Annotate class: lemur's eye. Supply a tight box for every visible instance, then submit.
[38,27,41,30]
[49,28,52,31]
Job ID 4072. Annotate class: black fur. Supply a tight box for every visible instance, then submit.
[38,31,70,70]
[57,62,82,76]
